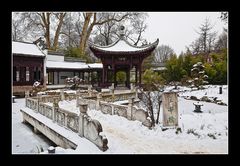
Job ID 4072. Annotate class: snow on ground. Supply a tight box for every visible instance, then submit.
[12,85,228,154]
[176,85,228,104]
[12,98,54,154]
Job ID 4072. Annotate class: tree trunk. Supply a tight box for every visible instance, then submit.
[156,99,162,124]
[52,13,66,51]
[78,12,129,56]
[147,92,155,127]
[41,12,51,49]
[79,12,93,56]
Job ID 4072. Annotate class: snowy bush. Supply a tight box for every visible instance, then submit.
[175,127,182,134]
[188,62,209,90]
[31,81,44,96]
[65,76,82,90]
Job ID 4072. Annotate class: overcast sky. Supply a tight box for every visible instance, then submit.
[143,12,227,55]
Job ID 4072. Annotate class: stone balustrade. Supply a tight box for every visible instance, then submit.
[24,95,108,151]
[98,99,151,128]
[26,98,38,112]
[39,102,53,119]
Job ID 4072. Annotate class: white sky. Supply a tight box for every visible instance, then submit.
[143,12,227,55]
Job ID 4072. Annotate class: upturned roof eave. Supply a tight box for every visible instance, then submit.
[89,38,159,56]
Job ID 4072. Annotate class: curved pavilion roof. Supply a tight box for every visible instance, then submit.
[89,37,159,58]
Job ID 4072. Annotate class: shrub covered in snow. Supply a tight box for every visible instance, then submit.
[65,76,83,90]
[188,62,209,90]
[31,81,45,96]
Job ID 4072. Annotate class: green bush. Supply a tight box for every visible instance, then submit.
[142,69,165,90]
[116,71,126,84]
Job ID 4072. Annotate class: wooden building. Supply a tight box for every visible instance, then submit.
[89,26,159,89]
[46,51,102,87]
[12,41,46,96]
[12,40,103,96]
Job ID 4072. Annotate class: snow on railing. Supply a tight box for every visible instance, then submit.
[25,95,108,151]
[98,100,151,128]
[26,98,38,112]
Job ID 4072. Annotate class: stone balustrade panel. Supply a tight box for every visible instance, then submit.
[38,103,53,119]
[113,104,128,118]
[100,102,112,114]
[55,110,65,126]
[67,116,79,132]
[132,106,148,123]
[86,99,97,110]
[26,98,38,111]
[82,115,108,151]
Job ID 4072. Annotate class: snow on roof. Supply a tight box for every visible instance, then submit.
[12,41,45,57]
[98,40,146,52]
[90,38,159,53]
[46,61,103,69]
[46,61,89,69]
[87,63,103,68]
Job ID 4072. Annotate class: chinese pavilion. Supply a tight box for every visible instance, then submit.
[89,26,159,89]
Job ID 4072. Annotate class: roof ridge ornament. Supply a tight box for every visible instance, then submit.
[33,37,47,50]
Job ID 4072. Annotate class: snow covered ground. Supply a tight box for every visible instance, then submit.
[12,85,228,154]
[12,98,55,154]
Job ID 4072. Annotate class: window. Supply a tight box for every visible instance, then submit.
[47,72,54,85]
[21,67,26,82]
[16,70,20,82]
[34,67,41,81]
[26,67,30,81]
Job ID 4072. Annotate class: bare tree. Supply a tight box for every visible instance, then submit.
[13,12,66,50]
[60,12,81,48]
[214,30,228,51]
[125,13,148,46]
[190,18,217,55]
[139,84,164,127]
[93,13,148,47]
[78,12,131,56]
[52,12,66,50]
[154,45,175,63]
[220,12,228,24]
[93,18,119,46]
[12,13,23,41]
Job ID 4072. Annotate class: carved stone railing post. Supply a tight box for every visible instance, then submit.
[111,105,114,115]
[52,98,59,123]
[76,90,80,107]
[78,103,88,137]
[36,94,42,113]
[135,87,139,100]
[64,113,68,127]
[96,93,102,111]
[110,83,114,95]
[25,91,30,107]
[88,85,92,97]
[127,97,134,120]
[130,83,135,92]
[109,83,115,102]
[60,89,65,101]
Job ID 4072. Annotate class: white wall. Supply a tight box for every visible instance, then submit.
[58,72,74,84]
[47,54,64,62]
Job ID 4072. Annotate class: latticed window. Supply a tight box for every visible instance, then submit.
[34,67,41,81]
[16,67,20,82]
[26,67,30,81]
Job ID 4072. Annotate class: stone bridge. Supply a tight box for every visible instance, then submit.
[21,95,108,151]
